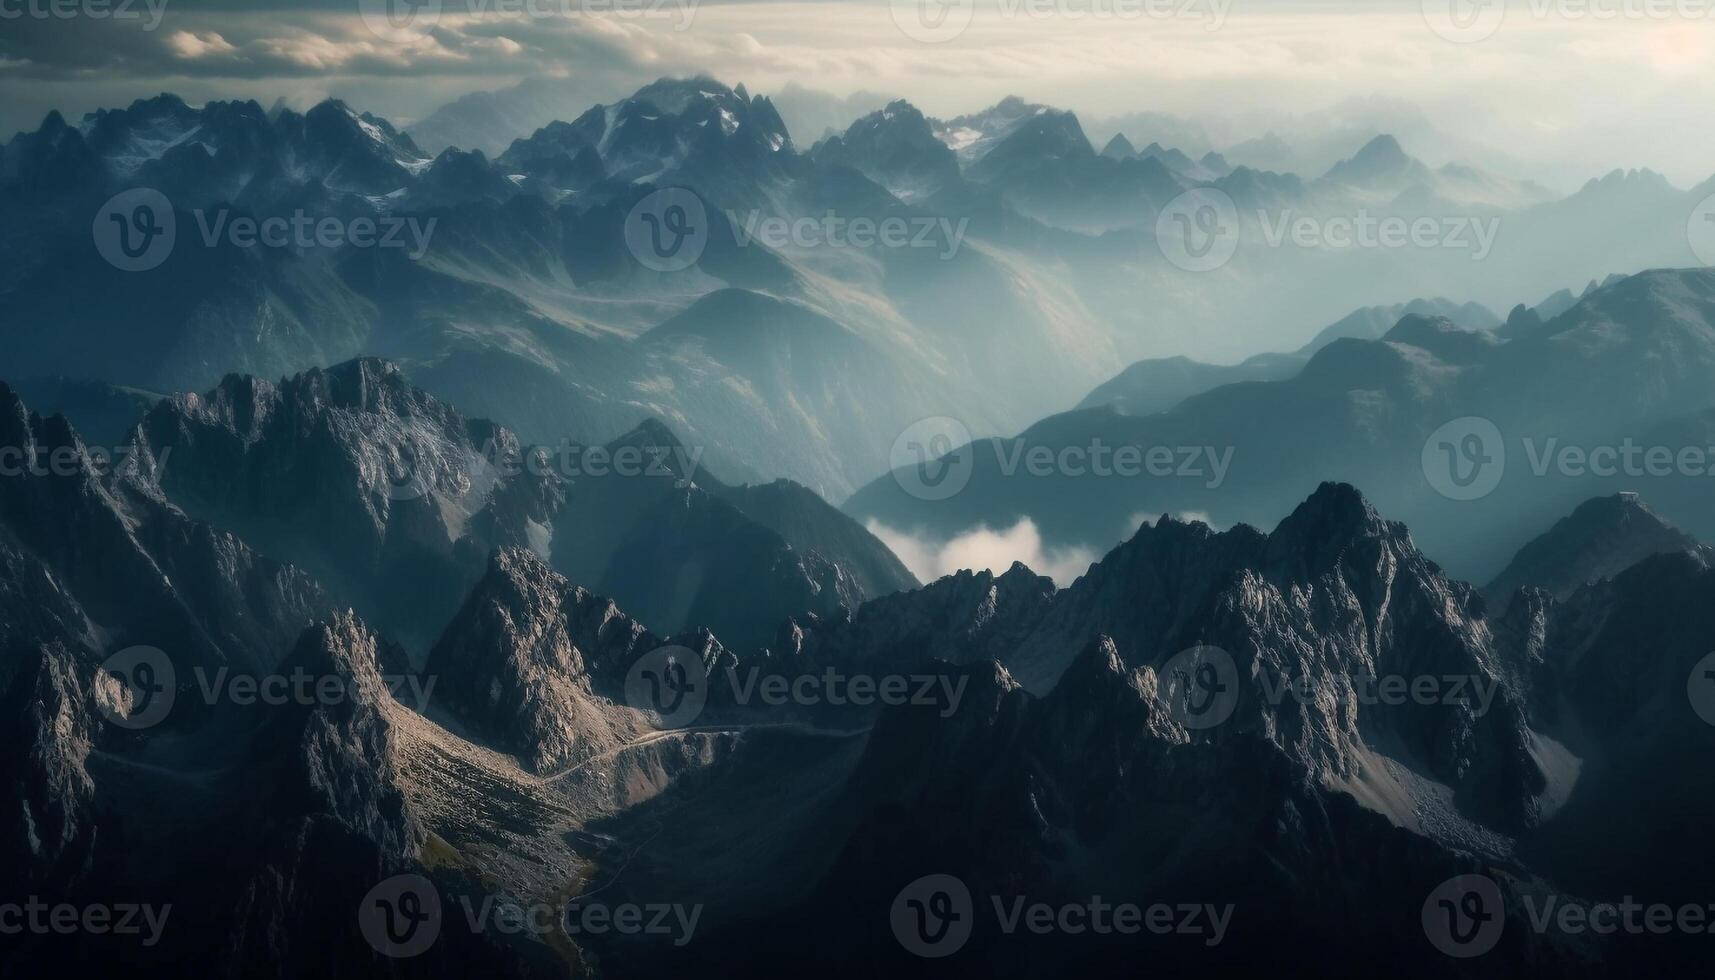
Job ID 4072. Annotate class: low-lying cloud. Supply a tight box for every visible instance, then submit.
[867,517,1100,588]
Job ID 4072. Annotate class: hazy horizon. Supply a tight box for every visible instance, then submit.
[6,0,1715,190]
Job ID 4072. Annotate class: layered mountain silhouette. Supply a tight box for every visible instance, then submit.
[851,267,1715,584]
[1078,297,1500,416]
[6,79,1712,503]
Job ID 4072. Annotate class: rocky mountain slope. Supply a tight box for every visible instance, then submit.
[1485,492,1712,602]
[5,382,1712,976]
[125,359,910,656]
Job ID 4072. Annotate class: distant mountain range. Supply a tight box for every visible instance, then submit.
[1077,296,1502,417]
[849,267,1715,584]
[6,76,1713,513]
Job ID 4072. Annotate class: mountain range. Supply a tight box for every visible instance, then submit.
[6,72,1715,978]
[5,368,1711,974]
[850,267,1715,585]
[6,77,1713,508]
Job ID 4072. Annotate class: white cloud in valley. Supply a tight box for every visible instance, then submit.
[867,517,1101,588]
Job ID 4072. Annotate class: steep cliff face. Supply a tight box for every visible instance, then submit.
[787,483,1548,832]
[773,561,1059,675]
[131,358,559,654]
[642,643,1584,978]
[0,381,330,676]
[551,419,913,652]
[216,612,428,976]
[1520,552,1715,906]
[133,363,909,658]
[0,638,99,893]
[424,549,664,773]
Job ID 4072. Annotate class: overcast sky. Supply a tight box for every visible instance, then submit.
[5,0,1714,187]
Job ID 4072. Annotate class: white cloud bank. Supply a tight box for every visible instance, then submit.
[868,510,1233,589]
[867,517,1101,588]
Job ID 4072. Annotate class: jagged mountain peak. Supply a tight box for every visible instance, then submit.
[932,95,1058,164]
[0,380,333,679]
[1267,480,1395,553]
[1323,133,1429,187]
[424,545,664,772]
[878,98,926,121]
[1486,492,1713,602]
[1379,313,1500,363]
[610,416,687,453]
[134,357,556,653]
[1533,266,1715,349]
[1355,132,1406,159]
[808,99,959,200]
[629,74,741,115]
[32,108,70,136]
[497,74,793,192]
[1100,132,1137,160]
[1580,166,1672,194]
